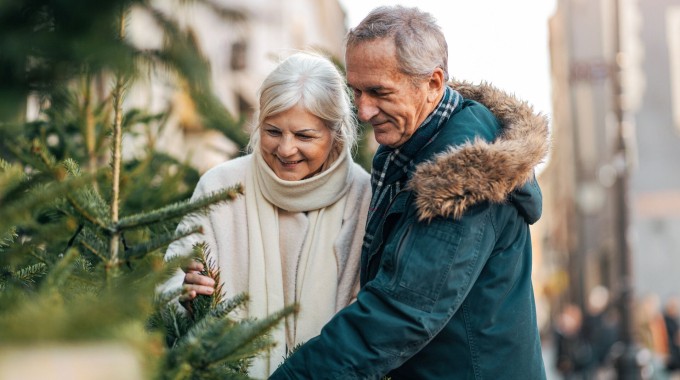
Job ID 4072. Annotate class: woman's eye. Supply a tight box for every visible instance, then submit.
[297,134,313,141]
[265,129,281,136]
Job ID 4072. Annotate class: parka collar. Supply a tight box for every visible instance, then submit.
[408,80,550,222]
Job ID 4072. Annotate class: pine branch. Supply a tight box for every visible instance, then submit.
[111,75,125,228]
[136,4,250,149]
[156,240,284,380]
[115,185,243,231]
[78,228,108,262]
[2,3,286,380]
[0,173,94,232]
[110,83,124,263]
[63,223,84,255]
[1,146,109,238]
[64,192,112,232]
[144,5,210,88]
[81,72,98,176]
[154,301,194,349]
[27,247,50,266]
[122,108,166,130]
[190,242,225,314]
[159,254,193,285]
[40,247,79,292]
[0,227,17,251]
[108,3,131,268]
[191,305,297,367]
[0,264,39,291]
[60,159,112,231]
[0,159,26,200]
[62,158,84,176]
[0,263,48,291]
[123,225,201,261]
[207,293,249,321]
[32,138,59,170]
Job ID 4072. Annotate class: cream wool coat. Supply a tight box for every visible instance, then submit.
[164,154,371,344]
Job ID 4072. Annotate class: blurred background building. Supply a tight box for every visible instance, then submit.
[124,0,348,172]
[539,0,680,358]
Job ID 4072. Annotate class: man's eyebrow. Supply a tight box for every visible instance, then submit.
[354,85,387,93]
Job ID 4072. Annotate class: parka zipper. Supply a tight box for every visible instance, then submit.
[365,189,410,279]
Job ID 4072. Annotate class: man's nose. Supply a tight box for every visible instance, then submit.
[355,96,379,123]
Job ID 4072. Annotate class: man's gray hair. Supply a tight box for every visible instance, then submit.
[249,51,358,155]
[346,5,449,82]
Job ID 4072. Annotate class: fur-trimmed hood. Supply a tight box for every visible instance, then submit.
[409,80,550,222]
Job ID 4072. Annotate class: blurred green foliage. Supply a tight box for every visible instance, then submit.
[0,1,290,378]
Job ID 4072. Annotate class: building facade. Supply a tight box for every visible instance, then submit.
[541,0,680,320]
[126,0,348,172]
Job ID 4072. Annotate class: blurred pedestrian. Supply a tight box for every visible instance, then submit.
[663,296,680,377]
[636,293,670,379]
[582,286,619,377]
[554,303,592,379]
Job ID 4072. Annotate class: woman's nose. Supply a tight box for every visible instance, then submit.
[277,136,298,157]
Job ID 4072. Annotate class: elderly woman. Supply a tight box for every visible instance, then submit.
[163,51,371,377]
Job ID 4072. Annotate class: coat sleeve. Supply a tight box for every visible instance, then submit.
[157,175,220,295]
[270,201,496,379]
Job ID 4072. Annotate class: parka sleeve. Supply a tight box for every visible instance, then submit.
[270,201,496,379]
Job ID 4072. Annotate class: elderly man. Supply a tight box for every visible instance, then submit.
[271,5,549,379]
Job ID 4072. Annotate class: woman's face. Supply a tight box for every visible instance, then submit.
[260,104,334,181]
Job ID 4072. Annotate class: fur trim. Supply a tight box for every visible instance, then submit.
[409,80,550,221]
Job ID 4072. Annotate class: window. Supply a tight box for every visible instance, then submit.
[230,40,247,71]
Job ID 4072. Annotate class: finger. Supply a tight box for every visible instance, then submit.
[184,272,216,287]
[184,260,204,272]
[179,290,196,313]
[181,284,215,299]
[179,289,197,303]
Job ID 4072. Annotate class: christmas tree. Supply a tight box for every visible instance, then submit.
[0,1,292,379]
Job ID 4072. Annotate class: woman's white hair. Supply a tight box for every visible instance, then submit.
[248,51,358,160]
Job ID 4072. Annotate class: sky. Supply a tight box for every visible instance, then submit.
[337,0,558,119]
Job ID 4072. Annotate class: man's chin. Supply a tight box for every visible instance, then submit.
[373,132,394,147]
[375,136,405,148]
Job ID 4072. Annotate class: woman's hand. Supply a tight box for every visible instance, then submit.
[179,260,216,310]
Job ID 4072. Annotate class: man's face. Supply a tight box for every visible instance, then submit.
[346,38,437,148]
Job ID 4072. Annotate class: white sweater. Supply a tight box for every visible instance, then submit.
[164,154,371,346]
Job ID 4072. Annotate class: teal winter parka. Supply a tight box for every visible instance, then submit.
[270,81,550,380]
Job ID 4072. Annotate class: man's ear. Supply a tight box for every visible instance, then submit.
[427,68,445,103]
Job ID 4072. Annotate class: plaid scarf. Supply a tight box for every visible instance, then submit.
[362,86,461,253]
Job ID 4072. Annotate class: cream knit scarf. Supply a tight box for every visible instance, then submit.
[246,148,353,378]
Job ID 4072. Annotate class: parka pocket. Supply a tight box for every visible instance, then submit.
[388,222,464,311]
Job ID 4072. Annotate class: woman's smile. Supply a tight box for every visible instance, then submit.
[260,104,334,181]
